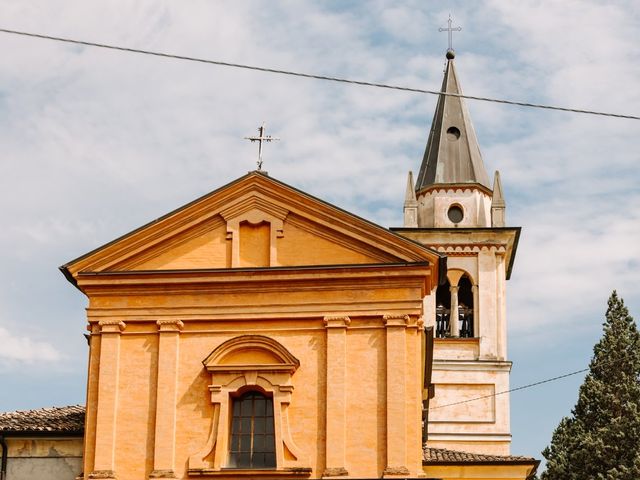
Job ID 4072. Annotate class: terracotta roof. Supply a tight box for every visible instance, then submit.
[0,405,85,434]
[423,446,536,464]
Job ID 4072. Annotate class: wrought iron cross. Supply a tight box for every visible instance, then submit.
[244,123,279,171]
[439,14,462,52]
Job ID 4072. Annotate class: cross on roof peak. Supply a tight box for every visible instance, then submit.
[439,14,462,58]
[244,123,279,171]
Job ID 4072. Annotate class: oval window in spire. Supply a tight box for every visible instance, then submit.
[446,126,460,140]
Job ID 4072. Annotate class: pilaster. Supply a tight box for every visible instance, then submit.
[383,314,409,477]
[496,252,507,360]
[90,320,125,480]
[478,249,498,359]
[472,284,479,338]
[83,323,101,478]
[150,319,184,479]
[323,316,350,478]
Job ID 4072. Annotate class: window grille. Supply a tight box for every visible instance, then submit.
[228,391,276,469]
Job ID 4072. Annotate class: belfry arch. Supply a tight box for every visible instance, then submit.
[435,269,476,338]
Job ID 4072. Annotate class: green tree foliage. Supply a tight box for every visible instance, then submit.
[542,291,640,480]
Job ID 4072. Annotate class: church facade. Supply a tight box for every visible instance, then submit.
[55,50,538,480]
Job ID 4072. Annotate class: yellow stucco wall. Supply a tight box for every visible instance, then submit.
[65,173,534,480]
[81,312,427,478]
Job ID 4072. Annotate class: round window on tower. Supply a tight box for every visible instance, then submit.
[447,205,464,224]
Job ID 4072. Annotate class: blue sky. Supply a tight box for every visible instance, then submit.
[0,0,638,468]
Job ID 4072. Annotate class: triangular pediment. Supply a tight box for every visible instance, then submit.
[61,172,441,282]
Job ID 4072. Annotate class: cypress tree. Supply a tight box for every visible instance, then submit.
[542,291,640,480]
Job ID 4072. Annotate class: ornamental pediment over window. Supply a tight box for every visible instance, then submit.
[188,335,310,477]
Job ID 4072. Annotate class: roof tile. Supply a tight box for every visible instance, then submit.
[0,405,85,434]
[423,446,536,464]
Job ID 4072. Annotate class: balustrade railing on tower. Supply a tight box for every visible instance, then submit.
[435,305,474,338]
[458,305,474,338]
[435,305,450,338]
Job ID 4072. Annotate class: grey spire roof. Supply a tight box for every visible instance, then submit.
[415,55,491,191]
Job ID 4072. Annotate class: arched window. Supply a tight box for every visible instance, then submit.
[435,279,451,338]
[228,391,276,469]
[189,335,308,474]
[458,275,474,338]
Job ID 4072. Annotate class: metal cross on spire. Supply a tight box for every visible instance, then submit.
[244,123,279,171]
[439,14,462,55]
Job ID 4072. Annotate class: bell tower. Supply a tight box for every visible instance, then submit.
[395,48,520,455]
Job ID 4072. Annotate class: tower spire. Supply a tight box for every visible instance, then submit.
[415,51,490,192]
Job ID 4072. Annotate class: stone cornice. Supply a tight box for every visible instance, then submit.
[425,432,512,442]
[86,300,425,323]
[416,183,493,197]
[430,244,507,254]
[392,226,521,280]
[76,263,433,299]
[432,359,512,372]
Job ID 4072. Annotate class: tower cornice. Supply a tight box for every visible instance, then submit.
[416,182,493,197]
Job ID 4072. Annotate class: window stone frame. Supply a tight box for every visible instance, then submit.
[188,335,310,477]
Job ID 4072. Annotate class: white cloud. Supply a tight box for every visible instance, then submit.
[0,0,638,460]
[0,326,62,364]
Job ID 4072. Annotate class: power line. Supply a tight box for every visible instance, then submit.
[0,27,638,121]
[429,339,639,410]
[429,366,590,410]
